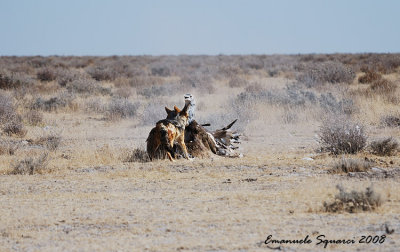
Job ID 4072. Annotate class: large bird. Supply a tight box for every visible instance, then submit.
[182,93,241,158]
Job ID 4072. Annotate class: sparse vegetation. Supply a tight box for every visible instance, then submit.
[370,137,398,156]
[32,92,75,111]
[358,69,382,84]
[9,153,49,175]
[0,138,19,155]
[330,157,372,173]
[381,115,400,127]
[297,61,355,87]
[36,68,58,82]
[323,185,383,213]
[35,133,62,151]
[0,54,399,251]
[319,115,367,154]
[106,98,139,120]
[124,148,150,163]
[24,110,44,126]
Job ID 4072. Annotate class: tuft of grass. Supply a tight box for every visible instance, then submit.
[9,153,49,175]
[323,185,383,213]
[381,115,400,127]
[330,157,372,173]
[358,69,381,84]
[24,110,43,126]
[369,78,397,95]
[0,138,19,155]
[2,117,26,137]
[106,98,139,120]
[36,68,57,82]
[35,133,62,151]
[66,78,111,95]
[0,70,35,90]
[370,137,398,156]
[297,61,355,87]
[32,92,75,111]
[124,148,150,163]
[319,115,367,155]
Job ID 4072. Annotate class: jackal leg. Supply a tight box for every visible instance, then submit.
[177,134,190,159]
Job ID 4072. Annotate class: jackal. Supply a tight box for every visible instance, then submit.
[146,103,190,161]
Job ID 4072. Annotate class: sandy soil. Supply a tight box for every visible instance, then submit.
[1,130,399,251]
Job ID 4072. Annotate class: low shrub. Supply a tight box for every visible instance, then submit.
[32,92,75,111]
[0,138,19,155]
[106,98,139,120]
[297,61,355,87]
[36,68,58,82]
[323,185,383,213]
[35,133,62,151]
[2,117,26,137]
[86,66,117,81]
[370,137,398,156]
[369,78,397,94]
[319,115,367,154]
[24,110,43,126]
[9,153,49,175]
[0,70,35,89]
[381,115,400,127]
[330,157,372,173]
[358,69,381,84]
[66,78,111,95]
[125,148,150,163]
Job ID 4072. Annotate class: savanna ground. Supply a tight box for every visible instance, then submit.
[0,54,400,251]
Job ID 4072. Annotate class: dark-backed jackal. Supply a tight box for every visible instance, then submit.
[146,103,190,161]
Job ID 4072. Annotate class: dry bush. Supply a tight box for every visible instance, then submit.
[318,93,355,115]
[323,185,383,213]
[32,92,75,111]
[0,92,26,136]
[140,101,167,126]
[124,148,150,163]
[9,153,48,175]
[381,115,400,127]
[370,137,398,156]
[24,110,43,126]
[330,157,372,173]
[358,69,382,84]
[137,83,180,98]
[369,78,397,94]
[228,76,247,88]
[35,133,62,151]
[0,138,19,155]
[180,72,215,94]
[319,115,367,154]
[297,61,355,87]
[66,78,111,95]
[151,66,171,77]
[113,87,132,98]
[86,66,118,81]
[2,117,26,137]
[106,98,139,120]
[0,70,35,90]
[244,82,263,92]
[56,68,87,87]
[0,91,17,122]
[85,98,106,114]
[36,67,58,82]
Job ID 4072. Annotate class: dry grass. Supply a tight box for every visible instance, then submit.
[370,137,399,156]
[330,157,372,173]
[323,185,383,213]
[0,54,399,250]
[8,152,48,175]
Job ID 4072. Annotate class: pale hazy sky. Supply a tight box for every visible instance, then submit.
[0,0,399,55]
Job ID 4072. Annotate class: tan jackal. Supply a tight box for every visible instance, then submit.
[146,103,190,161]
